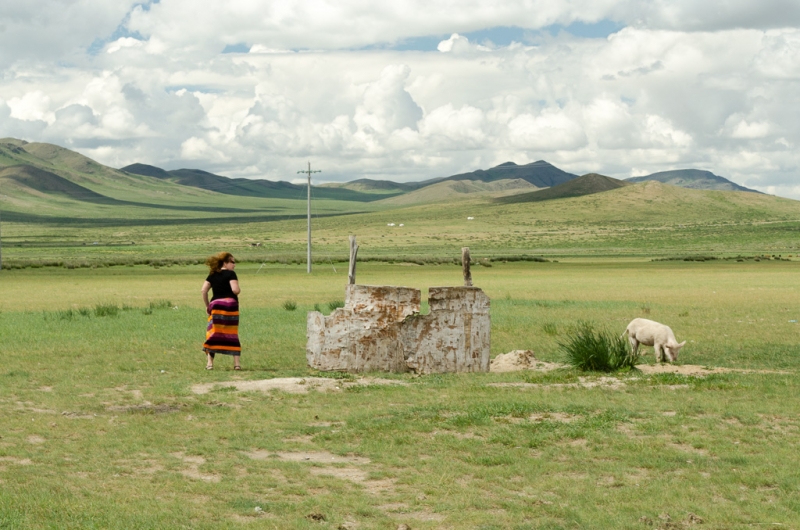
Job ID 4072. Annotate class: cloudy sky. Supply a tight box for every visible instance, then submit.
[2,1,800,197]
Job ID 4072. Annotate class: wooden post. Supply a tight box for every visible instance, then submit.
[462,247,472,286]
[348,235,359,285]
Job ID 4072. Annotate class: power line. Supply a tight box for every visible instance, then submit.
[297,162,321,274]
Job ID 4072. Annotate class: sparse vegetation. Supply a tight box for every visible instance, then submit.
[559,321,638,371]
[3,143,800,527]
[282,300,297,311]
[93,303,120,317]
[327,300,345,311]
[1,262,799,528]
[542,322,559,336]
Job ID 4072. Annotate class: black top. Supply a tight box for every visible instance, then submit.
[206,270,238,301]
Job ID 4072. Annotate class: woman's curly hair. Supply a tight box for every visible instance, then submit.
[206,252,234,273]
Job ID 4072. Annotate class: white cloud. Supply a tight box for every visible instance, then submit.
[437,34,493,53]
[508,110,587,151]
[106,37,144,54]
[7,92,54,124]
[0,1,800,196]
[353,65,422,135]
[419,104,486,148]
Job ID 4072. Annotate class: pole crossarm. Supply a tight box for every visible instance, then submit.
[297,161,321,273]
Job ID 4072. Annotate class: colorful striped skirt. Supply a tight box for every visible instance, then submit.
[203,298,241,356]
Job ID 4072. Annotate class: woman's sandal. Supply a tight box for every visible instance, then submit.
[234,366,241,370]
[206,365,214,370]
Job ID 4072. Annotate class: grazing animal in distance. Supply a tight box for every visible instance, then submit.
[623,318,686,363]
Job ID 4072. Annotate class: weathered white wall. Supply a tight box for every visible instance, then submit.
[403,287,491,374]
[306,284,490,374]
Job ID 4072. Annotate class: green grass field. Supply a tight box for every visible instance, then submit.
[1,261,799,528]
[3,145,800,527]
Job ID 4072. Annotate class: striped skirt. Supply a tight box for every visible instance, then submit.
[203,298,241,356]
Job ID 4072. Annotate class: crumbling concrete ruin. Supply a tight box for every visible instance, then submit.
[306,284,491,374]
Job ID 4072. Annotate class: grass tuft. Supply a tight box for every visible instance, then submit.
[282,300,297,311]
[327,300,345,311]
[559,321,638,372]
[148,299,172,310]
[542,322,559,336]
[94,303,120,317]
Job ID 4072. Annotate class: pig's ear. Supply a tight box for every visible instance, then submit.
[678,341,686,348]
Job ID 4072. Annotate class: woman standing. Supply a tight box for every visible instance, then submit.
[201,252,241,370]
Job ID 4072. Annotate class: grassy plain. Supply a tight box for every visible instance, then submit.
[1,261,799,528]
[4,177,800,269]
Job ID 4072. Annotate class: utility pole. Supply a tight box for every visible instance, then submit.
[297,162,321,273]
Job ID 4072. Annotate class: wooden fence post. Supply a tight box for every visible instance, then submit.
[348,235,359,285]
[462,247,472,286]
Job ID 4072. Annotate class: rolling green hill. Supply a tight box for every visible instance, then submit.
[121,164,399,202]
[0,139,377,224]
[627,169,758,193]
[319,178,415,193]
[379,178,538,206]
[497,173,629,204]
[422,160,578,188]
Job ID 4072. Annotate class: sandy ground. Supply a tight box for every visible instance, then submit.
[491,349,788,376]
[191,377,407,395]
[191,351,788,396]
[490,350,567,372]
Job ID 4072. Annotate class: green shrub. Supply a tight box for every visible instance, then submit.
[55,309,76,321]
[94,304,120,317]
[148,300,172,310]
[282,300,297,311]
[542,322,559,336]
[559,322,637,372]
[327,300,345,311]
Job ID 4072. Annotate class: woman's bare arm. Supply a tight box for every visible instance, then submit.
[201,281,211,308]
[230,279,241,295]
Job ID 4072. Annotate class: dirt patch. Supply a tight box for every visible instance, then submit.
[27,435,45,444]
[490,350,568,372]
[489,376,626,390]
[283,434,315,444]
[668,442,708,456]
[245,450,370,465]
[245,450,394,494]
[389,511,445,522]
[106,402,182,414]
[430,430,481,440]
[0,457,32,466]
[61,411,95,419]
[14,402,57,414]
[635,363,790,375]
[170,452,220,483]
[310,466,368,482]
[191,377,407,395]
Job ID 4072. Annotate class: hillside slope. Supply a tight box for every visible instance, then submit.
[498,173,629,204]
[627,169,758,193]
[422,160,578,188]
[379,178,538,205]
[121,164,396,202]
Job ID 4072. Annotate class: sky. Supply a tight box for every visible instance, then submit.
[1,1,800,197]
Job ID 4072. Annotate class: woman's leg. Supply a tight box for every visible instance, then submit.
[206,352,214,369]
[233,355,241,370]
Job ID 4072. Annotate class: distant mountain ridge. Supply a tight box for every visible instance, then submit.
[498,173,629,204]
[121,163,393,202]
[626,169,759,193]
[421,160,578,188]
[0,137,767,215]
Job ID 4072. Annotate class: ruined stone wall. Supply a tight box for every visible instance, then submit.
[402,287,491,374]
[306,284,490,374]
[306,285,420,372]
